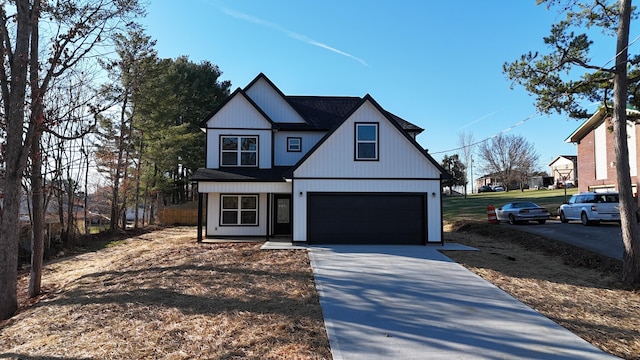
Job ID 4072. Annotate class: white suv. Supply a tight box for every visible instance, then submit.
[559,192,620,226]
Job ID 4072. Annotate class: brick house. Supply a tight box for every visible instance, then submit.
[565,107,640,196]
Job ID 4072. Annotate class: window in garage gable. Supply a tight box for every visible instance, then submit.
[355,123,379,160]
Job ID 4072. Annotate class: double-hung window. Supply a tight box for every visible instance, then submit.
[221,195,258,225]
[221,136,258,166]
[355,123,378,160]
[287,137,301,152]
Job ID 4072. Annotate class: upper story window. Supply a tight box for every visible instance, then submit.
[221,136,258,166]
[287,137,302,152]
[355,123,378,160]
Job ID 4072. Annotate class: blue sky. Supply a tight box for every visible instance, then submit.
[140,1,620,176]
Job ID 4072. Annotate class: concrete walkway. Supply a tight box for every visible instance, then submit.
[308,245,618,360]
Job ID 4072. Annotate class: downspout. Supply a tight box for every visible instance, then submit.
[197,188,203,243]
[290,176,295,244]
[440,175,445,246]
[266,193,270,241]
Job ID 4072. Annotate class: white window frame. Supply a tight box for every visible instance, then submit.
[220,194,259,226]
[355,123,379,160]
[220,136,258,167]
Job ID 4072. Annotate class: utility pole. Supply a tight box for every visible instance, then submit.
[470,155,474,194]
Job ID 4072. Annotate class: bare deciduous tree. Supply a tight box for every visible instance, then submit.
[0,0,143,320]
[478,134,539,191]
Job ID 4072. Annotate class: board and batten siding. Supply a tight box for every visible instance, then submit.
[205,192,268,237]
[245,77,306,123]
[293,101,441,179]
[291,99,444,243]
[273,131,325,166]
[292,179,442,243]
[206,129,273,169]
[198,181,291,194]
[201,182,292,237]
[203,94,272,129]
[203,93,274,169]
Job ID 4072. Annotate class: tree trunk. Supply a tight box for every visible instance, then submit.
[66,179,75,245]
[120,143,131,230]
[83,141,90,235]
[0,177,22,319]
[57,159,65,240]
[614,0,640,285]
[0,1,32,320]
[29,133,44,298]
[28,0,44,297]
[133,138,144,228]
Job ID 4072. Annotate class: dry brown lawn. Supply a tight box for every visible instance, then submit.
[3,224,640,359]
[443,221,640,360]
[0,227,331,360]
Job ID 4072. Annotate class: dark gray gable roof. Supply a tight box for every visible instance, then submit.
[384,110,423,133]
[284,96,423,133]
[200,73,424,134]
[284,96,364,130]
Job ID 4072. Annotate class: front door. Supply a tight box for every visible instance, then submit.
[273,194,292,235]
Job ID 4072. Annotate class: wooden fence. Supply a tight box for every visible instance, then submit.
[158,208,205,226]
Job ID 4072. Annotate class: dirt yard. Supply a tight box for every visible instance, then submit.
[443,221,640,360]
[0,227,331,360]
[1,224,639,359]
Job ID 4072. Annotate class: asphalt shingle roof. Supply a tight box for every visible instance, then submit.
[285,96,423,133]
[191,167,291,182]
[200,74,424,133]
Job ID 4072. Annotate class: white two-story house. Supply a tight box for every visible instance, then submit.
[192,73,448,245]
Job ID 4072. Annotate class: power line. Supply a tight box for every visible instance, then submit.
[429,112,540,155]
[431,30,640,157]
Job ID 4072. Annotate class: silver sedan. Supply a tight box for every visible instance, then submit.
[496,201,551,225]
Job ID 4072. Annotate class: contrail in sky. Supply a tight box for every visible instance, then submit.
[220,6,370,67]
[456,110,501,132]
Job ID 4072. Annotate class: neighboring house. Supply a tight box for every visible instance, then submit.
[475,175,496,190]
[474,172,529,191]
[548,155,577,185]
[528,175,555,190]
[191,73,449,245]
[566,106,640,195]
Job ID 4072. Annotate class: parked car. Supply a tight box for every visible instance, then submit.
[495,201,551,225]
[559,192,620,226]
[478,185,493,193]
[492,185,505,192]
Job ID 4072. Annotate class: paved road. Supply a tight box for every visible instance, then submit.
[512,220,624,260]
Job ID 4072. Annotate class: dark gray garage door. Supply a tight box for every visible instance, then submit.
[307,193,426,245]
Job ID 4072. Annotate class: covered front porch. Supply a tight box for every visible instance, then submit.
[192,167,293,242]
[194,185,293,243]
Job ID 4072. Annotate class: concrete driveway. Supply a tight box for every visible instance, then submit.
[309,244,618,360]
